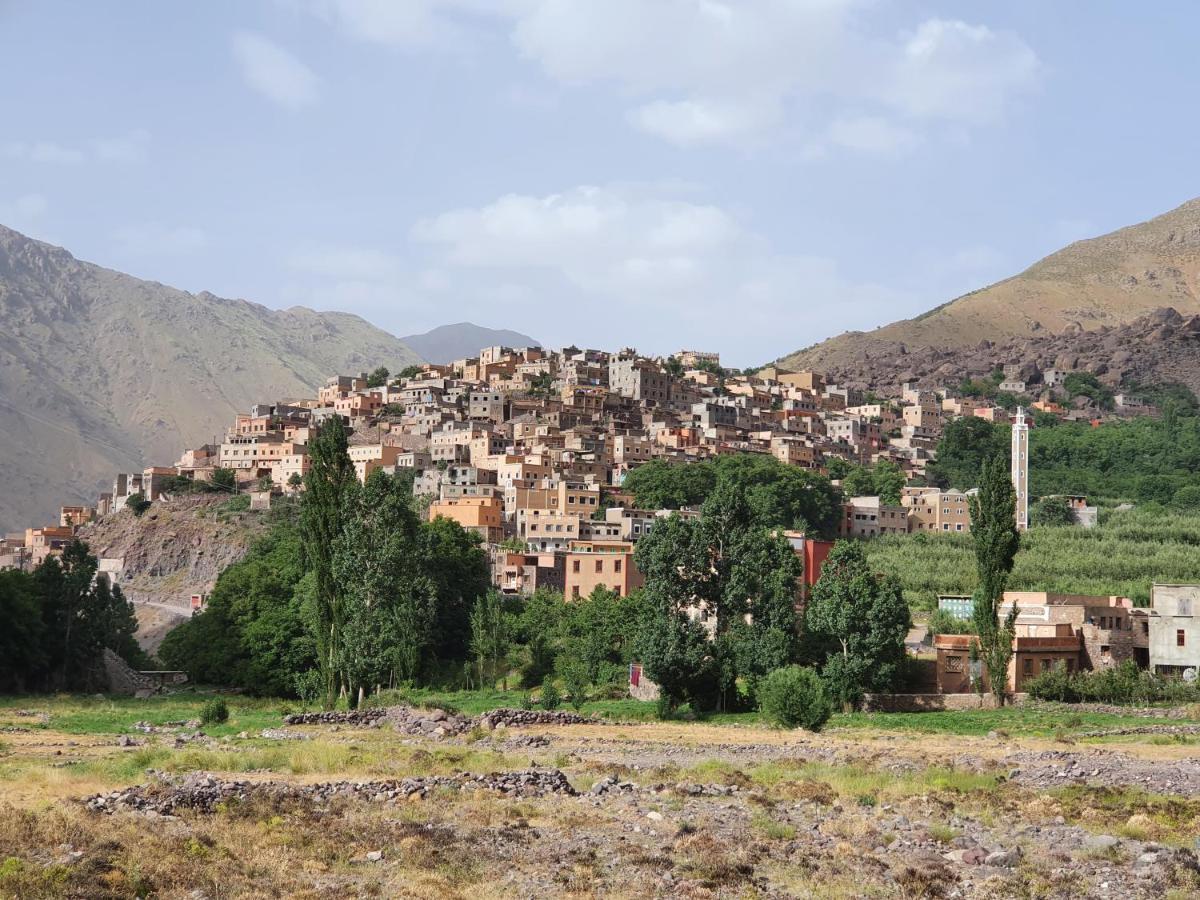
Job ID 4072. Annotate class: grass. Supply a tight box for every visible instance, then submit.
[836,705,1200,738]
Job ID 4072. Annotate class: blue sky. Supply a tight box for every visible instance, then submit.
[1,1,1197,365]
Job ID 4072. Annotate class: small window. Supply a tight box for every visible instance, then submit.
[945,655,964,674]
[1178,629,1187,648]
[572,560,580,573]
[571,586,580,598]
[595,559,603,573]
[1023,658,1033,675]
[614,559,622,573]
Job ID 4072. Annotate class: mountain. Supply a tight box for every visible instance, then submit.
[793,306,1200,396]
[0,225,421,533]
[780,197,1200,372]
[401,322,540,364]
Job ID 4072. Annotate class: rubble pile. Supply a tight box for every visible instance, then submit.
[84,769,577,816]
[479,708,596,729]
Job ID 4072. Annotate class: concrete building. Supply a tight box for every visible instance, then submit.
[840,496,909,538]
[564,539,642,599]
[904,488,972,533]
[1148,584,1200,677]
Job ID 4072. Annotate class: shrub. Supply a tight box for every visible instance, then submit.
[560,663,589,711]
[126,493,151,516]
[200,698,229,726]
[758,666,832,731]
[540,678,561,710]
[1026,659,1200,705]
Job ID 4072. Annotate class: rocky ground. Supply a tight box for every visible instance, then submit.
[811,306,1200,396]
[3,701,1200,897]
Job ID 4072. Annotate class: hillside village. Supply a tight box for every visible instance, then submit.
[5,340,1197,698]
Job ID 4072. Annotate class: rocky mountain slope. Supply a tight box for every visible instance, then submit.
[781,197,1200,372]
[0,225,422,532]
[809,306,1200,395]
[77,494,279,653]
[401,322,540,363]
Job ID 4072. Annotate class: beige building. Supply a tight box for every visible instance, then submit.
[904,488,972,533]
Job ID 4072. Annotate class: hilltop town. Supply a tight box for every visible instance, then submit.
[4,338,1148,583]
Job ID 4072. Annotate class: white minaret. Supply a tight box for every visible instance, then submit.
[1012,406,1029,531]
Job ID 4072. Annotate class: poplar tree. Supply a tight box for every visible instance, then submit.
[300,416,354,708]
[969,455,1021,703]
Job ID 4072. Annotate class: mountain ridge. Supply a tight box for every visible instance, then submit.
[0,225,423,532]
[401,322,540,364]
[779,197,1200,371]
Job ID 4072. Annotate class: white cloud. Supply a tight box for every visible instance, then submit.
[885,19,1040,124]
[825,116,920,157]
[293,1,1039,150]
[4,131,151,165]
[113,223,209,255]
[92,129,151,163]
[406,184,907,361]
[288,245,402,280]
[0,193,50,229]
[631,96,781,148]
[231,31,320,109]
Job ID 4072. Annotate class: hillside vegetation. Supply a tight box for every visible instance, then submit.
[928,401,1200,505]
[867,506,1200,609]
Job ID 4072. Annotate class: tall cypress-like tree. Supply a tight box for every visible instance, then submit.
[334,470,435,703]
[969,455,1021,703]
[300,416,354,708]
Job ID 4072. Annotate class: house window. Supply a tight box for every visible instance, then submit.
[945,655,964,674]
[572,560,580,573]
[1178,629,1187,648]
[1100,645,1110,657]
[1041,659,1056,673]
[614,559,622,573]
[572,586,580,598]
[1023,658,1033,675]
[595,560,603,573]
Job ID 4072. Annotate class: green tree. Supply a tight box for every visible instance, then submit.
[873,460,906,506]
[0,570,47,692]
[1173,485,1200,512]
[396,365,423,382]
[664,356,685,378]
[159,523,315,696]
[469,590,511,690]
[210,467,237,492]
[366,366,390,388]
[634,484,803,711]
[125,492,151,516]
[969,455,1020,703]
[805,541,910,709]
[1031,496,1076,527]
[824,456,851,481]
[842,466,875,498]
[300,416,354,708]
[515,588,565,687]
[334,470,435,703]
[927,418,1009,490]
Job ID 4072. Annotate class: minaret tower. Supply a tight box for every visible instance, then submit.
[1012,406,1029,531]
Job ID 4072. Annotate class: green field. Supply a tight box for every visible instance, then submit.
[866,505,1200,609]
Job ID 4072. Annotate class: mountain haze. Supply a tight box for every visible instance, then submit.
[781,197,1200,371]
[0,225,421,533]
[401,322,540,364]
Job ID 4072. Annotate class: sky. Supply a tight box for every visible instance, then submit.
[2,1,1198,366]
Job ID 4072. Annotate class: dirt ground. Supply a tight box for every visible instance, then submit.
[2,706,1200,898]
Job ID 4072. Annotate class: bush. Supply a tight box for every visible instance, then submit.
[200,698,229,726]
[1026,659,1200,705]
[560,663,589,711]
[125,493,151,516]
[926,608,976,637]
[540,678,561,710]
[758,666,832,731]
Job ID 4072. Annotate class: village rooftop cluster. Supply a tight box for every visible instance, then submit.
[5,343,1191,698]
